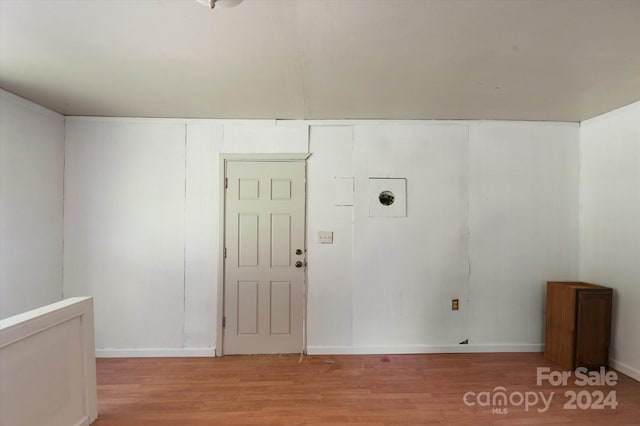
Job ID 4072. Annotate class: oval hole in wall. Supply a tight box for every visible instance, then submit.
[378,190,395,206]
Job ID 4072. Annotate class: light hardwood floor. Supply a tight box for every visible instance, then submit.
[94,353,640,425]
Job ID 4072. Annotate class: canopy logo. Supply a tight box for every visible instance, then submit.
[463,387,553,414]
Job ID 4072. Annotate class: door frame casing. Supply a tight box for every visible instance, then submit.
[216,153,311,356]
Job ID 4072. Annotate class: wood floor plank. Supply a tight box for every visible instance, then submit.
[93,353,640,425]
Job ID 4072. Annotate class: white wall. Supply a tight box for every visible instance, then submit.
[63,120,187,352]
[580,101,640,381]
[2,91,634,365]
[307,126,354,349]
[468,122,579,348]
[0,90,65,319]
[63,118,309,355]
[351,124,470,351]
[308,121,579,354]
[63,117,579,356]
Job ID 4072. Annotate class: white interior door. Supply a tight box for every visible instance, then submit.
[223,160,306,354]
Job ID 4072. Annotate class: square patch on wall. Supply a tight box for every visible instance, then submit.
[369,178,407,217]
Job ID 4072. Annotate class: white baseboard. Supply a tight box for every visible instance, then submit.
[306,343,543,355]
[96,348,215,358]
[96,344,545,358]
[609,358,640,382]
[71,416,89,426]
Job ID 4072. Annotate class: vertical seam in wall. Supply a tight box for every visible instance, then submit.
[577,122,582,281]
[0,137,2,304]
[349,125,355,346]
[61,116,66,300]
[183,124,188,349]
[304,125,311,351]
[465,124,471,340]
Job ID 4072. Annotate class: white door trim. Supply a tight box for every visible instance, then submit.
[216,153,311,356]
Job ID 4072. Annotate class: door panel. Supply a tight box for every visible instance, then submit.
[271,214,291,267]
[237,281,259,334]
[238,214,259,266]
[271,179,292,200]
[239,178,260,200]
[224,161,306,354]
[270,281,292,334]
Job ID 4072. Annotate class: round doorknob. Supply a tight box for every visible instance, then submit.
[295,261,303,268]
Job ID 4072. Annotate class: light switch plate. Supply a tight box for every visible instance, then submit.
[317,231,333,244]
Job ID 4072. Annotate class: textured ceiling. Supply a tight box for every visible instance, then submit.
[1,0,640,121]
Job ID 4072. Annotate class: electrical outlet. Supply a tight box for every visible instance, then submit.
[452,298,459,311]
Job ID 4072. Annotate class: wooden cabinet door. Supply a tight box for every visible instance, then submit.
[575,290,612,369]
